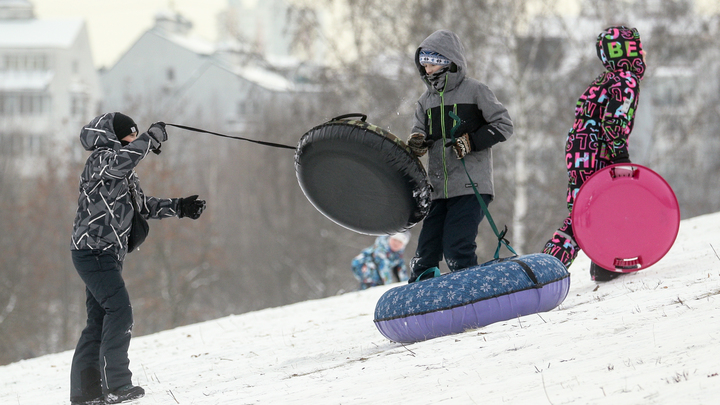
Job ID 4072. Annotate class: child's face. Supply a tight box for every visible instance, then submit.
[122,132,138,143]
[423,63,445,75]
[388,237,404,252]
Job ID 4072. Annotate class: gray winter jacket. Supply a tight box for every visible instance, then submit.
[71,112,179,261]
[412,30,513,200]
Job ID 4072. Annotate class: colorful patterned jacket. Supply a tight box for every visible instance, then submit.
[351,236,408,289]
[71,113,180,261]
[572,26,645,162]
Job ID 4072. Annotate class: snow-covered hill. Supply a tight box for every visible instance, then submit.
[2,212,719,405]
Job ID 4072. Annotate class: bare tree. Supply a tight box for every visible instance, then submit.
[287,0,720,254]
[286,0,598,256]
[2,0,719,367]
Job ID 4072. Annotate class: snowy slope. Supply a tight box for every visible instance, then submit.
[2,212,719,405]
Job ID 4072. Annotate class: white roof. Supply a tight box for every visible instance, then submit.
[158,30,216,56]
[0,18,83,48]
[236,65,294,92]
[154,30,294,92]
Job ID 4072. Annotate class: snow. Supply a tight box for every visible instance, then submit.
[2,212,720,405]
[0,18,83,48]
[235,65,295,92]
[158,30,216,56]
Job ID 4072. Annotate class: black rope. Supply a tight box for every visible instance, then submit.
[164,123,296,150]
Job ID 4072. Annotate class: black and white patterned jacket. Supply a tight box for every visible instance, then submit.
[71,113,179,261]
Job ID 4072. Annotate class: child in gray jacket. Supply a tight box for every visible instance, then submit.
[406,30,513,282]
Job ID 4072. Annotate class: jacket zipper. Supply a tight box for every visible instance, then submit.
[427,109,432,138]
[452,104,458,131]
[440,73,449,198]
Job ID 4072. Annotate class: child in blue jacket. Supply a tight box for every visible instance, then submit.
[352,232,410,289]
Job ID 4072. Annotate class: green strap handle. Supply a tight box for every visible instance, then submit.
[448,111,516,259]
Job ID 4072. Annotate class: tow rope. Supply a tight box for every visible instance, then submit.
[165,123,296,150]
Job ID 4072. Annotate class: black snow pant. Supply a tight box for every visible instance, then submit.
[70,249,134,401]
[410,194,491,275]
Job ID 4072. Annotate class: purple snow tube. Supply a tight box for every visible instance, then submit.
[373,253,571,343]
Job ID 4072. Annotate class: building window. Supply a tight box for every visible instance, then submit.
[651,75,693,107]
[24,134,43,156]
[71,93,88,117]
[0,54,50,71]
[0,93,11,115]
[0,92,49,116]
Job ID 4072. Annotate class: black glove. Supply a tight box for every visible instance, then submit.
[468,125,505,151]
[178,195,206,219]
[407,132,429,157]
[147,122,167,154]
[611,155,631,164]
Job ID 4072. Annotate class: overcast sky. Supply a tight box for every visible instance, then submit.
[32,0,228,68]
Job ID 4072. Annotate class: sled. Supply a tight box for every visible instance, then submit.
[374,253,570,343]
[572,163,680,272]
[295,114,431,235]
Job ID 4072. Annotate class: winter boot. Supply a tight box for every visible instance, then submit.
[105,384,144,404]
[590,262,623,282]
[71,395,105,405]
[408,267,440,283]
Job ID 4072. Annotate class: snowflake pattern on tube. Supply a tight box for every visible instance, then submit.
[374,253,568,320]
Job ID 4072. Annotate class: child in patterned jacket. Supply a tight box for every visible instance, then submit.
[542,26,646,282]
[352,232,410,289]
[69,112,206,404]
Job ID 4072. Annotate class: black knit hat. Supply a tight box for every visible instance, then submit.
[112,112,138,140]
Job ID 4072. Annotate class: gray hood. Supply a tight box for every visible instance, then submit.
[415,30,468,92]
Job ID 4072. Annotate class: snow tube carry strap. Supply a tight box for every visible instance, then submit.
[506,256,541,288]
[448,111,516,259]
[480,255,541,287]
[330,112,367,122]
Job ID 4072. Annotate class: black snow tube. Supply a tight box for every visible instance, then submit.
[295,114,431,235]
